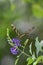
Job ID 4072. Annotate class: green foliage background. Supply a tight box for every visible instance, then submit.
[0,0,43,65]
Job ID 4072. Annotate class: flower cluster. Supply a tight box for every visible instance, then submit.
[7,28,43,65]
[10,38,21,55]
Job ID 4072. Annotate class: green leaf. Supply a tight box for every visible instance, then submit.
[24,39,29,46]
[29,43,32,55]
[35,37,43,56]
[32,52,36,61]
[23,39,29,51]
[7,28,14,47]
[27,57,34,65]
[33,56,43,65]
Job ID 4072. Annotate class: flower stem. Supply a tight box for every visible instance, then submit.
[17,47,30,57]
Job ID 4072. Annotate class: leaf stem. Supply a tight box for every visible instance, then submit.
[17,47,30,57]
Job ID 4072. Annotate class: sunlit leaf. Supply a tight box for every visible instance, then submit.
[33,56,43,65]
[27,57,34,65]
[10,4,15,11]
[32,4,43,18]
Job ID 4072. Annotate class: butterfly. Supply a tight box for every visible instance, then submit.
[11,24,35,39]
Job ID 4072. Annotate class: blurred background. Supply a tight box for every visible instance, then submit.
[0,0,43,65]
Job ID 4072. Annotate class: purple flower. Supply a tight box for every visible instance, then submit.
[10,46,18,55]
[10,38,21,55]
[12,38,21,46]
